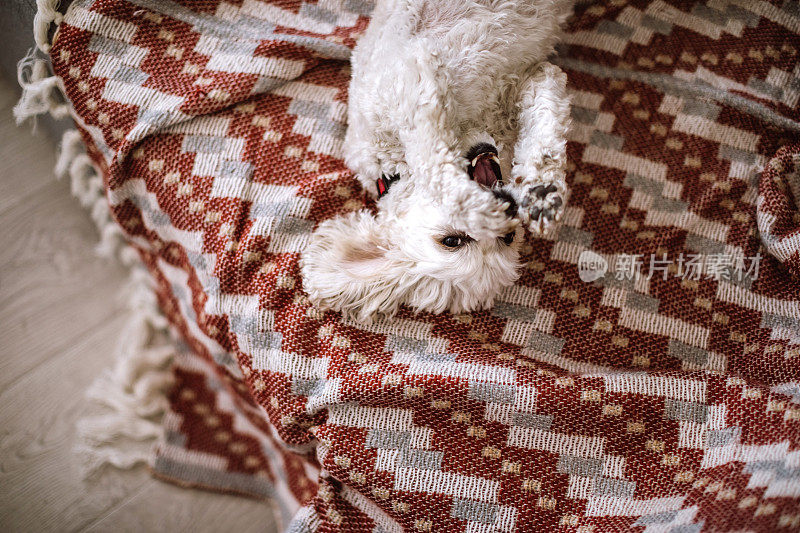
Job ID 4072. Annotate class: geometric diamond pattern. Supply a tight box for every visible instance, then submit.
[50,0,800,530]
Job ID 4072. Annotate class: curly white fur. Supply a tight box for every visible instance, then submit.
[302,0,573,323]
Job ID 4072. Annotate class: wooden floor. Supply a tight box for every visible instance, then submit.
[0,79,278,532]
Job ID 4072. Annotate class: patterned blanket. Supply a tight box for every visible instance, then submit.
[50,0,800,530]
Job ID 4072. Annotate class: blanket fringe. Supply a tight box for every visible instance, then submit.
[16,0,68,123]
[55,130,138,264]
[75,266,174,472]
[33,0,63,54]
[17,1,176,476]
[14,49,70,125]
[57,127,176,475]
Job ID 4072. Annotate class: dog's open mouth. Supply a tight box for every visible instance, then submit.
[467,143,502,189]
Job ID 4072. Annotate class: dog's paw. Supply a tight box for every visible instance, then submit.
[512,154,568,234]
[518,178,566,235]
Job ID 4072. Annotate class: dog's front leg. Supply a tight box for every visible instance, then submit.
[509,62,571,234]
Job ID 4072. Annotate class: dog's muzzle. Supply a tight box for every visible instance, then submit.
[466,143,517,219]
[467,143,503,189]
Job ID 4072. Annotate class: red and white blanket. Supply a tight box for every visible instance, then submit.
[50,0,800,530]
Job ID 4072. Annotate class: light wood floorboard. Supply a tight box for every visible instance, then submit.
[0,78,278,532]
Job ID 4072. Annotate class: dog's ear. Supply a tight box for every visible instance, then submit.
[410,1,462,34]
[300,211,409,323]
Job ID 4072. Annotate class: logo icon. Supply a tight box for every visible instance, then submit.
[578,250,608,283]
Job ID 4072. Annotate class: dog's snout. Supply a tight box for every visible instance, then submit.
[492,188,518,218]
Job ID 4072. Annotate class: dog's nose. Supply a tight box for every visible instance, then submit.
[491,188,518,218]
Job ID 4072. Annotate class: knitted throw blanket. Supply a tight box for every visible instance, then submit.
[50,0,800,530]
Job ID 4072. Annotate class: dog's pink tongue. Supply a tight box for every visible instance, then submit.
[473,158,497,188]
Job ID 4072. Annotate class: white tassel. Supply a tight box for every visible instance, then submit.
[85,364,171,419]
[77,415,163,445]
[18,0,67,122]
[74,442,153,474]
[56,131,135,263]
[50,127,177,475]
[55,129,84,178]
[14,50,70,124]
[33,0,64,54]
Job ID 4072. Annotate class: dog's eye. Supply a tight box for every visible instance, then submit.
[501,231,515,245]
[440,235,472,249]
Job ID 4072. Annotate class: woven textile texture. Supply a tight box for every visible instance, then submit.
[50,0,800,530]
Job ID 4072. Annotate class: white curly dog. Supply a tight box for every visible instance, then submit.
[302,0,573,323]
